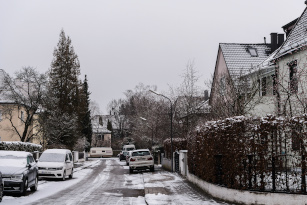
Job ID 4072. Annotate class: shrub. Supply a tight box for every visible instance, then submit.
[0,141,42,152]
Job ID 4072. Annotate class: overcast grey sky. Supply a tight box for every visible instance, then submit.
[0,0,304,114]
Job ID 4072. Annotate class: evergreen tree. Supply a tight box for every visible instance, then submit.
[45,29,81,149]
[49,29,80,114]
[107,119,113,132]
[80,75,93,152]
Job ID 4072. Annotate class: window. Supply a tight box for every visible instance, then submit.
[288,60,298,94]
[98,134,104,141]
[258,77,267,96]
[21,111,24,121]
[69,153,73,161]
[247,47,258,57]
[292,126,301,151]
[99,117,103,126]
[261,77,267,96]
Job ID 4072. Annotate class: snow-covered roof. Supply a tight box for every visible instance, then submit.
[274,7,307,59]
[220,43,271,78]
[92,122,112,134]
[0,150,30,157]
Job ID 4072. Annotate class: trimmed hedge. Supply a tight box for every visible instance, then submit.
[187,114,307,193]
[0,141,42,152]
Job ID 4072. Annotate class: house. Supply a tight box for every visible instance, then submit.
[247,5,307,117]
[91,115,112,147]
[209,35,283,118]
[271,6,307,117]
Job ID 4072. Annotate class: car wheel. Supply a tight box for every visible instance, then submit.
[129,167,133,174]
[0,184,3,202]
[69,169,73,179]
[30,176,38,191]
[62,171,66,181]
[22,179,28,195]
[150,166,155,172]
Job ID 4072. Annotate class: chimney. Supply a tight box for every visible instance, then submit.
[204,90,209,101]
[270,33,278,52]
[277,34,284,48]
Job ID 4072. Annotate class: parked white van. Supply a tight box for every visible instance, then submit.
[123,144,135,152]
[89,147,113,158]
[37,149,74,181]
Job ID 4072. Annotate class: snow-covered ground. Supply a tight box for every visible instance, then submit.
[1,159,101,205]
[118,160,226,205]
[2,158,228,205]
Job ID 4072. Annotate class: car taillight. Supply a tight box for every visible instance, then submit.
[130,158,136,161]
[148,157,153,160]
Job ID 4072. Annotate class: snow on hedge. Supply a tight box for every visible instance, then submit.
[0,141,42,152]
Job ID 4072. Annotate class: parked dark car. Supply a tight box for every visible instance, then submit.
[0,151,38,195]
[119,151,128,161]
[0,171,3,202]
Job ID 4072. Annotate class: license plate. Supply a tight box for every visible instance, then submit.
[41,171,51,174]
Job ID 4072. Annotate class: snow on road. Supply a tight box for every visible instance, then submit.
[1,158,229,205]
[1,159,101,205]
[120,160,227,205]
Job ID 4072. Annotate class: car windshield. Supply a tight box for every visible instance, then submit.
[126,148,134,151]
[0,155,27,167]
[39,153,66,162]
[132,151,150,156]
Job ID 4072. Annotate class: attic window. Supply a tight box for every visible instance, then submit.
[248,47,258,57]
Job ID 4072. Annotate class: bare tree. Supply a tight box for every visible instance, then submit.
[2,67,47,142]
[209,67,264,119]
[171,61,205,136]
[276,56,307,117]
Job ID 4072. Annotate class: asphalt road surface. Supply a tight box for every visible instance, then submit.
[30,158,229,205]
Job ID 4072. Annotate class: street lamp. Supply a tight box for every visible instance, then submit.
[149,90,173,172]
[139,117,154,150]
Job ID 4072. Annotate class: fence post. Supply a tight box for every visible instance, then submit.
[302,154,306,193]
[248,155,253,189]
[272,156,276,192]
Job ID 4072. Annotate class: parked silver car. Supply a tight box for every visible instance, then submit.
[0,151,38,195]
[129,149,154,173]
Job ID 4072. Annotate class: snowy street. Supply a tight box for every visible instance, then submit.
[1,158,229,205]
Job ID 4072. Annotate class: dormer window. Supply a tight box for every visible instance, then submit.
[247,47,258,57]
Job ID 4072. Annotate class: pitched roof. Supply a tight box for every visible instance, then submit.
[275,7,307,59]
[220,43,271,78]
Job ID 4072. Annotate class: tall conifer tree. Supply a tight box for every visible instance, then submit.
[80,75,93,152]
[46,29,81,149]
